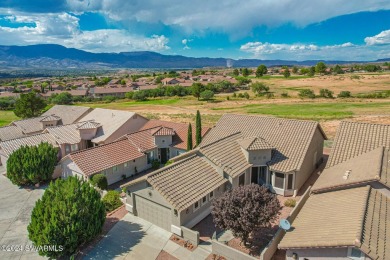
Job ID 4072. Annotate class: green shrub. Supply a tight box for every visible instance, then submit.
[281,92,289,98]
[243,92,250,99]
[165,160,174,166]
[238,93,244,98]
[284,199,296,208]
[7,142,58,186]
[102,190,122,212]
[103,95,116,103]
[152,160,160,170]
[226,96,230,100]
[91,174,108,190]
[338,91,352,98]
[298,89,315,99]
[28,177,105,258]
[266,93,274,99]
[319,89,334,98]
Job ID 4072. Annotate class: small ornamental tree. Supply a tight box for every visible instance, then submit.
[28,177,106,258]
[90,173,108,190]
[102,190,123,212]
[7,142,58,186]
[14,92,46,118]
[195,110,202,146]
[251,82,269,96]
[212,184,281,245]
[187,123,193,150]
[200,90,214,101]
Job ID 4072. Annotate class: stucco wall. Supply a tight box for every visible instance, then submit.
[242,148,272,166]
[231,168,251,188]
[212,240,258,260]
[98,155,148,185]
[295,128,324,192]
[154,135,173,148]
[104,114,148,144]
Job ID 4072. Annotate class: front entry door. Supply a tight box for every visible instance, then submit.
[160,148,168,164]
[251,167,259,184]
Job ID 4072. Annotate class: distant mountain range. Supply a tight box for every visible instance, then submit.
[0,44,387,70]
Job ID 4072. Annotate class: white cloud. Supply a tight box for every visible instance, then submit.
[0,12,170,52]
[364,30,390,45]
[239,41,384,60]
[181,38,192,50]
[65,0,390,35]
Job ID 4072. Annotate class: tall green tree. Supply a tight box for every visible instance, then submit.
[232,68,239,76]
[191,83,205,100]
[308,66,316,77]
[283,68,291,78]
[255,64,268,77]
[315,62,327,74]
[187,123,193,150]
[195,110,202,146]
[242,68,250,77]
[28,176,106,258]
[14,92,46,119]
[7,142,58,186]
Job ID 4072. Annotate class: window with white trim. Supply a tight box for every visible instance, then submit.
[193,201,200,211]
[347,247,364,260]
[71,143,78,152]
[209,191,214,200]
[113,166,118,172]
[124,162,128,168]
[201,196,207,205]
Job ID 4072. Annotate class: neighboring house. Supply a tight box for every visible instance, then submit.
[0,133,58,166]
[127,119,210,163]
[60,120,210,185]
[123,114,326,234]
[61,139,148,185]
[279,121,390,260]
[0,125,25,141]
[78,108,149,145]
[9,105,92,136]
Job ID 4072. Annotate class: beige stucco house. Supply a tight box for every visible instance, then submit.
[123,114,326,235]
[279,121,390,260]
[60,119,210,185]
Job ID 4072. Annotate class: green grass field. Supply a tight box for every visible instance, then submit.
[211,101,390,120]
[0,110,19,127]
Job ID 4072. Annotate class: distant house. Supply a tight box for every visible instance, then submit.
[60,119,210,185]
[123,114,326,234]
[40,89,88,99]
[90,87,134,98]
[161,78,180,85]
[279,121,390,260]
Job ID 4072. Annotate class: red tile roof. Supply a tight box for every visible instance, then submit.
[67,139,145,176]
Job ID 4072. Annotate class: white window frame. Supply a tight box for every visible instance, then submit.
[71,143,78,152]
[347,247,364,260]
[193,200,200,212]
[209,191,214,200]
[124,162,128,168]
[113,166,118,172]
[201,195,207,205]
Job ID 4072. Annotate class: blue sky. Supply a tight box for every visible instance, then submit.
[0,0,389,60]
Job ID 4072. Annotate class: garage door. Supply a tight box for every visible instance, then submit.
[135,195,172,231]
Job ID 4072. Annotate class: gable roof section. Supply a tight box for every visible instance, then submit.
[279,186,389,260]
[147,154,228,211]
[0,125,24,141]
[126,128,157,152]
[200,132,252,178]
[360,188,389,260]
[327,121,390,168]
[65,139,145,176]
[280,186,369,249]
[200,114,324,173]
[77,121,101,130]
[42,105,92,125]
[0,133,58,156]
[79,108,136,143]
[140,119,210,151]
[237,136,273,150]
[44,123,82,145]
[40,115,61,122]
[151,126,175,136]
[312,147,385,193]
[12,116,45,134]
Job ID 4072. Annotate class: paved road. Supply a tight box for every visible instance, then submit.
[0,166,46,260]
[85,214,172,260]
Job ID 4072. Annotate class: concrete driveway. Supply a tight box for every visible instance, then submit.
[85,214,172,260]
[0,166,46,260]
